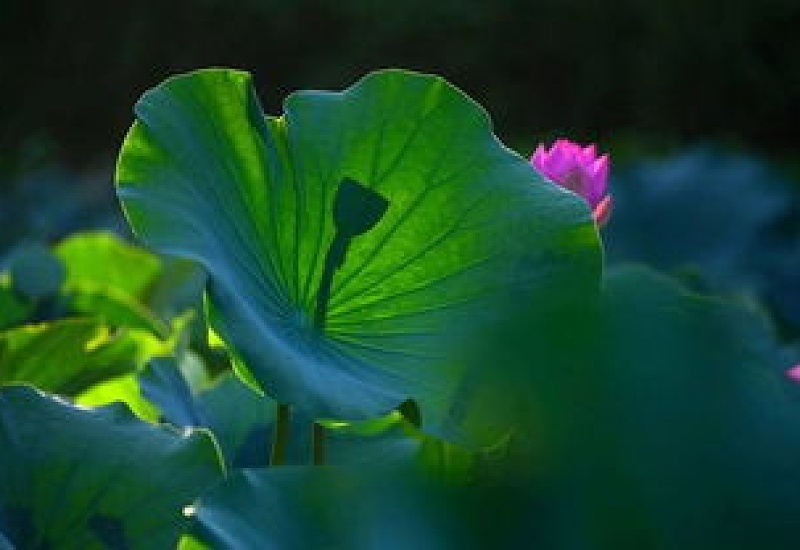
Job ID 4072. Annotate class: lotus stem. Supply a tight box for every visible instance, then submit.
[312,422,326,465]
[270,402,290,466]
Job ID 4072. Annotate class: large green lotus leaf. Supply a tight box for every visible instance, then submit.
[116,68,600,438]
[0,319,165,395]
[0,385,223,549]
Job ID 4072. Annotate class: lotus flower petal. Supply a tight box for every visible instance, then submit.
[531,139,611,226]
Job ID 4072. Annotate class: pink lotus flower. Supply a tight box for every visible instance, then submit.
[531,139,612,226]
[785,365,800,383]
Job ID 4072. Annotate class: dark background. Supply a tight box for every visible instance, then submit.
[1,0,799,173]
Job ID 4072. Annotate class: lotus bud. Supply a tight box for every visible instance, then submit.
[531,139,612,226]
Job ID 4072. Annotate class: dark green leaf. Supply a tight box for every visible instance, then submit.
[463,265,800,546]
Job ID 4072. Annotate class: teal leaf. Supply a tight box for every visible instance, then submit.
[585,267,800,545]
[186,467,466,550]
[138,360,275,468]
[0,385,223,549]
[139,357,209,426]
[116,68,600,440]
[187,468,351,549]
[197,373,275,468]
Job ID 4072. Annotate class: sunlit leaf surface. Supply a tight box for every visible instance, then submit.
[0,319,159,395]
[116,68,600,439]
